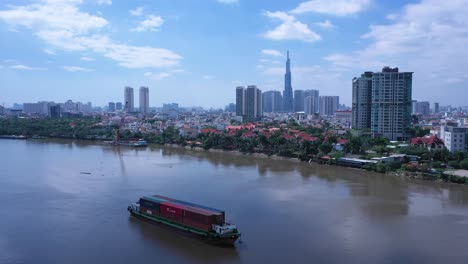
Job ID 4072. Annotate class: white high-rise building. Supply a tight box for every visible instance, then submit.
[352,72,373,132]
[441,126,468,153]
[319,96,339,116]
[235,85,262,119]
[304,96,318,115]
[124,86,134,112]
[139,86,149,115]
[371,67,412,141]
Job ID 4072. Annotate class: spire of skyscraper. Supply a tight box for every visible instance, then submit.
[283,50,293,112]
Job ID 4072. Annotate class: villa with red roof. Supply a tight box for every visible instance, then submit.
[410,135,445,150]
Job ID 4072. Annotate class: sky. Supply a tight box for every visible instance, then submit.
[0,0,467,108]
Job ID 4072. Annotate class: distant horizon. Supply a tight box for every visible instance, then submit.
[1,0,468,108]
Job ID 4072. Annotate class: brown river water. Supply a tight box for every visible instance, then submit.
[1,139,468,264]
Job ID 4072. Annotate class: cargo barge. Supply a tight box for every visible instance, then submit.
[128,195,241,246]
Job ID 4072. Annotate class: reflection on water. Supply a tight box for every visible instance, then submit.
[2,139,468,264]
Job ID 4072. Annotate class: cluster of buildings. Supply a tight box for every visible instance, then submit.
[116,86,150,115]
[234,51,342,121]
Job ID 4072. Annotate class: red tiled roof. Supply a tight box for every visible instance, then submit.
[241,131,257,138]
[411,135,444,146]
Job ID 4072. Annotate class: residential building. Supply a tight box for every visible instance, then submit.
[139,86,149,115]
[412,100,417,114]
[371,67,413,141]
[124,86,134,112]
[262,90,282,113]
[245,85,262,120]
[410,135,445,151]
[335,110,352,126]
[433,102,439,114]
[0,105,4,115]
[283,51,293,112]
[163,103,179,112]
[352,71,373,132]
[108,102,116,112]
[294,90,304,112]
[319,96,339,116]
[116,102,123,111]
[23,101,52,116]
[49,104,61,118]
[415,101,430,116]
[304,89,319,113]
[304,96,318,115]
[441,125,468,153]
[225,103,236,113]
[236,86,245,116]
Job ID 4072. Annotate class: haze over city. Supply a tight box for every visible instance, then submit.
[1,0,468,108]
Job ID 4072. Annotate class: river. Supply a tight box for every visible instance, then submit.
[1,139,468,264]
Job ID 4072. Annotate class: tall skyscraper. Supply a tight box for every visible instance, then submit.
[116,102,123,111]
[303,89,319,114]
[236,86,245,116]
[352,72,373,132]
[124,86,134,112]
[108,102,116,112]
[319,96,339,116]
[262,91,282,113]
[139,86,149,115]
[371,67,413,141]
[433,102,439,113]
[293,90,304,112]
[236,85,262,120]
[283,51,293,112]
[304,96,318,115]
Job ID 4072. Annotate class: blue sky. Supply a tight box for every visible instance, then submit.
[1,0,467,108]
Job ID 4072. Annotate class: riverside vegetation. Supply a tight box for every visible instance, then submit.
[1,117,468,184]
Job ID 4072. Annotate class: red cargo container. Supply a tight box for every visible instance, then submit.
[183,218,212,232]
[160,202,184,222]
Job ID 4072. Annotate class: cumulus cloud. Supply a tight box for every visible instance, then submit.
[133,15,164,32]
[324,0,468,104]
[0,0,181,69]
[262,49,284,57]
[263,11,320,43]
[80,56,94,61]
[129,7,144,17]
[291,0,371,16]
[315,20,335,29]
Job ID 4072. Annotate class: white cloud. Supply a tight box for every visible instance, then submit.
[0,1,181,69]
[80,56,94,61]
[324,0,468,104]
[291,0,371,16]
[44,49,56,55]
[9,64,47,71]
[97,0,112,5]
[263,11,320,43]
[261,49,283,57]
[144,68,184,80]
[133,15,164,32]
[144,71,170,80]
[130,7,144,17]
[63,66,93,72]
[316,20,335,29]
[217,0,239,4]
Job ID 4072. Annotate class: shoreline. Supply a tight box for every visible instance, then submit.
[5,137,467,185]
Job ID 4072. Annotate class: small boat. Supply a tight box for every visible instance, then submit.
[128,195,241,246]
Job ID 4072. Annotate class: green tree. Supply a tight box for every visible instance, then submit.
[460,159,468,170]
[319,142,333,155]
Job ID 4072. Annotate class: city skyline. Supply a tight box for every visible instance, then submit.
[1,0,468,108]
